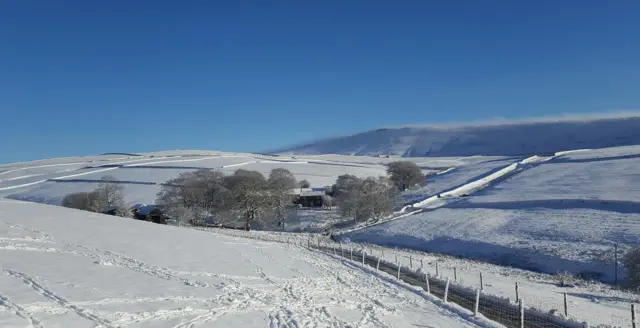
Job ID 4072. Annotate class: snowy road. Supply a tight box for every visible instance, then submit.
[0,201,487,327]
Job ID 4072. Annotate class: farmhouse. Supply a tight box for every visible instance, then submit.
[292,187,326,208]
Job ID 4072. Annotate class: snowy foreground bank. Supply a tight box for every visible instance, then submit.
[0,200,492,328]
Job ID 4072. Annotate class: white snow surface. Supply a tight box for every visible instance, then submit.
[0,150,480,208]
[0,200,490,328]
[340,145,640,284]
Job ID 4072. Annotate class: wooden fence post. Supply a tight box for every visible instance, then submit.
[397,264,401,280]
[480,272,483,291]
[444,278,450,303]
[564,292,568,317]
[376,257,381,272]
[362,250,365,265]
[436,262,439,276]
[632,304,637,328]
[454,267,457,281]
[474,289,480,316]
[410,256,413,268]
[425,273,430,294]
[515,282,519,301]
[519,299,524,328]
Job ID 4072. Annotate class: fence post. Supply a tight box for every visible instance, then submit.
[444,278,450,303]
[410,256,413,268]
[564,292,568,317]
[480,272,483,291]
[397,264,401,280]
[425,273,430,294]
[376,257,381,272]
[362,250,365,265]
[436,262,439,276]
[632,304,637,328]
[474,289,480,316]
[454,267,457,281]
[421,258,424,270]
[519,299,524,328]
[515,282,519,301]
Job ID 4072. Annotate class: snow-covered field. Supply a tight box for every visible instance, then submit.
[340,145,640,286]
[0,151,400,206]
[0,200,490,327]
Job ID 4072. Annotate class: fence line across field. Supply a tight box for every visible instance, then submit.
[187,225,638,328]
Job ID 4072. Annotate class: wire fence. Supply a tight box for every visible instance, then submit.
[186,225,638,328]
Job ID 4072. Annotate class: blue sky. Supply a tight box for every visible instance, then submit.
[1,0,639,163]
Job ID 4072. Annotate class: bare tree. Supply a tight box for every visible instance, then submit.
[298,179,311,188]
[386,161,425,191]
[156,169,229,225]
[358,176,395,221]
[268,168,297,190]
[334,175,364,222]
[224,169,271,231]
[623,247,640,290]
[96,175,125,207]
[334,175,394,223]
[267,168,297,229]
[62,191,101,212]
[321,194,333,210]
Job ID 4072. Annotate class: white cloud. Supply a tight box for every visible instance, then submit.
[381,110,640,129]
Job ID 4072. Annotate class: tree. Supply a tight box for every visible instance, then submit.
[386,161,425,191]
[332,174,360,197]
[268,168,297,191]
[321,194,333,210]
[334,175,364,222]
[224,169,271,231]
[96,175,125,207]
[156,169,229,225]
[62,191,101,212]
[623,247,640,290]
[333,175,394,223]
[358,177,395,221]
[267,168,297,229]
[298,179,311,188]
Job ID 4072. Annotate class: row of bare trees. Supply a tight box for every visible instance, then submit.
[61,175,130,217]
[156,168,299,230]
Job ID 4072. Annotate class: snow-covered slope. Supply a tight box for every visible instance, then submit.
[1,150,488,207]
[277,116,640,157]
[339,145,640,284]
[0,151,397,206]
[0,200,487,327]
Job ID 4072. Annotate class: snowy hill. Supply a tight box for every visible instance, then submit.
[339,145,640,284]
[277,116,640,157]
[0,200,487,327]
[0,150,482,207]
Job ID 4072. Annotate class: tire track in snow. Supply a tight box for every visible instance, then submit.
[1,268,115,328]
[0,293,44,328]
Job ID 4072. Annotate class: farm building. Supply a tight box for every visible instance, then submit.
[292,188,326,208]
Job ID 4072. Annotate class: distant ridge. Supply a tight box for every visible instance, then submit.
[276,114,640,157]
